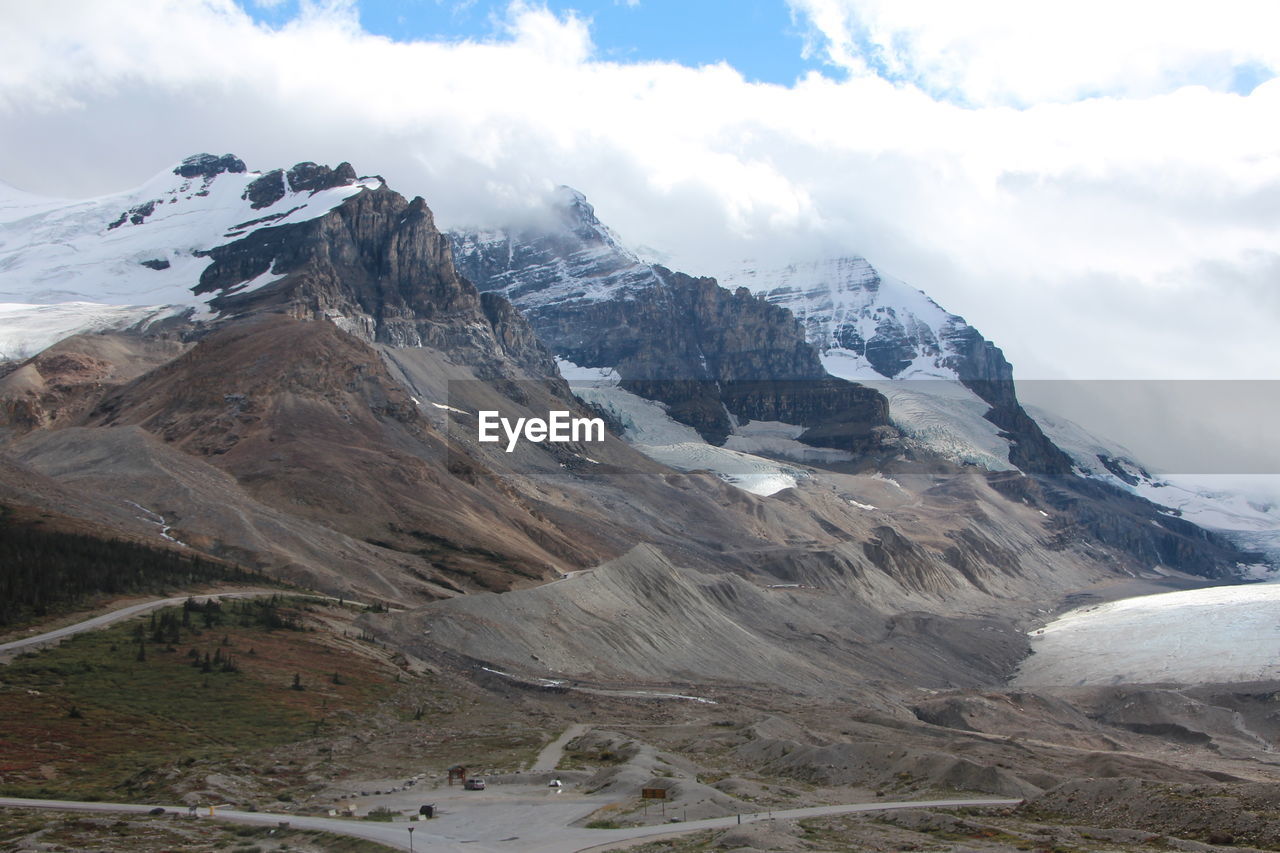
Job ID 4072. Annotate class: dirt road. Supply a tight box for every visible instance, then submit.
[531,723,591,773]
[0,794,1023,852]
[0,590,372,661]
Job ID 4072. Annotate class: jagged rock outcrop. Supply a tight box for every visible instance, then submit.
[285,160,357,194]
[174,153,246,180]
[243,169,286,209]
[195,171,557,381]
[452,193,892,449]
[530,265,889,445]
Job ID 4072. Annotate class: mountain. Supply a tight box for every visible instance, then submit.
[0,154,1261,692]
[452,190,1072,476]
[452,189,893,453]
[0,154,367,354]
[716,257,1078,476]
[7,155,1280,849]
[451,187,1264,579]
[719,256,981,382]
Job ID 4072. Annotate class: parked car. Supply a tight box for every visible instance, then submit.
[463,778,486,790]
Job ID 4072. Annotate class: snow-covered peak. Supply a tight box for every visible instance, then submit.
[549,184,640,260]
[451,187,660,309]
[552,185,593,220]
[0,154,381,357]
[719,257,971,382]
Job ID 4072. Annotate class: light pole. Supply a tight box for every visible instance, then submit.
[407,825,414,852]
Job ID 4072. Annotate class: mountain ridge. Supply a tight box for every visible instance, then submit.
[0,155,1261,613]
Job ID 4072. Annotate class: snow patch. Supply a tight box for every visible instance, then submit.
[559,357,805,496]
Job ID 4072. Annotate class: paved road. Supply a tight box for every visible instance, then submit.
[0,590,369,660]
[530,723,591,773]
[0,794,1023,852]
[571,798,1025,852]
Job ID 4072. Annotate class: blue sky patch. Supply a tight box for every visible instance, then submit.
[240,0,819,86]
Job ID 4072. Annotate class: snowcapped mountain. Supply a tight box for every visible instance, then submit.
[451,187,659,312]
[451,187,1278,569]
[0,150,1259,637]
[0,153,380,357]
[2,158,1267,574]
[453,189,894,453]
[719,257,973,382]
[716,256,1033,471]
[720,252,1280,560]
[1026,401,1280,564]
[453,188,1074,476]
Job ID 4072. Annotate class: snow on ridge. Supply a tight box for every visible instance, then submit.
[450,186,664,310]
[1026,401,1280,562]
[0,159,380,356]
[720,256,965,382]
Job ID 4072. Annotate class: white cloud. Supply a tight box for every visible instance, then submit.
[788,0,1280,106]
[0,0,1277,382]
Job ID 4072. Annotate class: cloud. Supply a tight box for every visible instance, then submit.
[0,0,1277,382]
[787,0,1280,106]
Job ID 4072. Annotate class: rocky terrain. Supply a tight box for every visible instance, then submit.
[452,189,893,451]
[1,154,1277,852]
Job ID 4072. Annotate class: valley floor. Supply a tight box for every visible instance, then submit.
[7,576,1280,852]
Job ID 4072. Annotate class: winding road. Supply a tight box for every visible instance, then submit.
[0,590,374,661]
[0,794,1023,852]
[2,600,1022,849]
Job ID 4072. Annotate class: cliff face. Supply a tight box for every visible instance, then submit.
[452,194,893,449]
[196,177,557,381]
[940,324,1075,476]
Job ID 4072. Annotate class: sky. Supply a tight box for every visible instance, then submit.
[1,0,1278,384]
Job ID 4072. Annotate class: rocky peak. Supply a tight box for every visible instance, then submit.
[720,256,1074,475]
[242,169,286,209]
[287,161,358,194]
[173,153,246,180]
[552,185,608,241]
[452,194,893,450]
[191,166,555,379]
